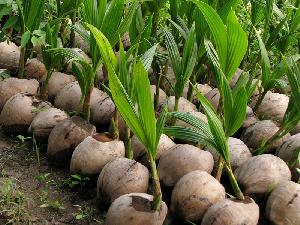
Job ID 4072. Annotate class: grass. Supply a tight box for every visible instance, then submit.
[0,178,31,224]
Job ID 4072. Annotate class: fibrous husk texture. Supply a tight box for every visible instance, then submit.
[105,193,168,225]
[201,197,260,225]
[206,137,252,171]
[47,116,96,166]
[168,96,197,112]
[276,134,300,182]
[0,41,20,71]
[70,136,125,176]
[25,58,47,81]
[243,106,258,129]
[266,181,300,225]
[234,154,291,200]
[44,72,76,100]
[204,88,220,111]
[158,144,214,187]
[171,170,225,222]
[251,91,289,122]
[97,158,149,204]
[54,81,103,112]
[0,77,39,111]
[28,107,69,141]
[0,92,51,133]
[90,92,115,126]
[241,120,290,152]
[132,134,176,166]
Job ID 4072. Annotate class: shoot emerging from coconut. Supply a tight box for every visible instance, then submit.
[89,24,167,210]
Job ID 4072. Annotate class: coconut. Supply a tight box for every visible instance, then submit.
[66,48,91,73]
[132,134,176,165]
[97,158,149,204]
[159,66,176,95]
[70,135,125,176]
[242,106,258,129]
[105,193,168,225]
[182,83,213,105]
[241,120,290,153]
[204,88,220,111]
[158,144,214,187]
[201,197,259,225]
[0,41,20,71]
[0,77,39,111]
[90,93,115,126]
[206,137,252,171]
[44,72,76,100]
[74,32,90,55]
[0,93,51,133]
[170,170,225,222]
[291,122,300,135]
[229,68,244,88]
[54,81,103,112]
[168,96,197,113]
[234,154,291,200]
[252,91,289,122]
[266,181,300,225]
[276,134,300,182]
[28,108,69,142]
[25,58,47,81]
[47,116,96,166]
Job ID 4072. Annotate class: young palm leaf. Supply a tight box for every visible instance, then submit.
[88,24,166,210]
[164,84,244,200]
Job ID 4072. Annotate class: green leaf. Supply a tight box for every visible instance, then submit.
[134,61,157,156]
[140,44,158,72]
[20,31,31,48]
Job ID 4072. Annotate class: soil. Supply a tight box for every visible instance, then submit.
[0,128,106,225]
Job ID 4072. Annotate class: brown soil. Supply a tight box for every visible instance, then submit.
[0,128,105,225]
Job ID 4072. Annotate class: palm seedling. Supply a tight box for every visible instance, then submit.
[163,24,198,113]
[256,56,300,154]
[17,0,45,78]
[49,0,138,121]
[88,24,167,210]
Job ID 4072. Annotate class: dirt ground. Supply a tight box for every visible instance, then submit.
[0,128,106,225]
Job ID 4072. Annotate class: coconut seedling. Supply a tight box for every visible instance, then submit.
[49,0,138,121]
[89,25,168,223]
[17,0,45,78]
[255,56,300,154]
[163,24,198,113]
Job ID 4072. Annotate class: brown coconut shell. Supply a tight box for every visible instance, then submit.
[150,85,167,110]
[206,137,252,171]
[0,77,39,111]
[54,81,103,112]
[204,88,220,111]
[241,120,290,153]
[28,107,69,142]
[158,144,214,187]
[90,93,115,126]
[291,122,300,135]
[0,41,20,71]
[0,93,51,133]
[251,91,289,122]
[159,66,176,95]
[276,134,300,182]
[201,197,259,225]
[105,193,168,225]
[70,136,125,176]
[131,134,176,166]
[168,96,197,112]
[43,72,76,100]
[242,106,258,129]
[74,32,90,55]
[47,116,96,166]
[234,154,291,200]
[265,181,300,225]
[182,83,213,105]
[170,170,225,222]
[97,158,149,204]
[25,58,47,81]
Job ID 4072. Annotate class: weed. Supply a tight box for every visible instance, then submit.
[72,205,95,221]
[39,189,64,211]
[67,174,90,189]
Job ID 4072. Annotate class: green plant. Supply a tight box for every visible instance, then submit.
[256,56,300,154]
[0,178,30,224]
[17,0,45,78]
[67,174,90,189]
[89,24,167,210]
[40,189,65,211]
[72,205,95,221]
[163,24,197,113]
